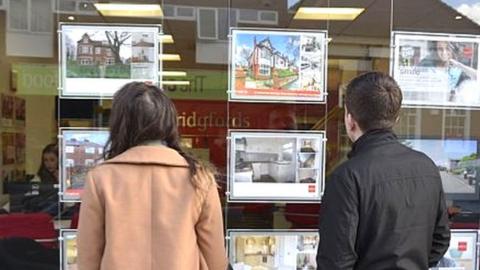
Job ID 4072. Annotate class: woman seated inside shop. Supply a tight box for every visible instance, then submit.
[20,144,59,215]
[31,144,58,183]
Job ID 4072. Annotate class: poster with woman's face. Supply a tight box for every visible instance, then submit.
[392,32,480,108]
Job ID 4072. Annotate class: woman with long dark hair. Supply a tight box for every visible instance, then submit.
[77,82,227,270]
[34,144,58,183]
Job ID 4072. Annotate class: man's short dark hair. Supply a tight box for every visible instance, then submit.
[345,72,403,131]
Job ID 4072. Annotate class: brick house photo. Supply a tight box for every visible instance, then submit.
[76,33,116,66]
[65,28,132,79]
[64,137,104,190]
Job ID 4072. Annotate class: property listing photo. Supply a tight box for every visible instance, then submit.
[230,29,327,103]
[61,129,109,201]
[229,231,319,270]
[229,131,325,202]
[401,138,479,200]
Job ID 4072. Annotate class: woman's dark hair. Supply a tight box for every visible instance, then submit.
[104,82,199,176]
[37,143,58,183]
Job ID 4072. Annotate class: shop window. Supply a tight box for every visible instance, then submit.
[238,9,258,23]
[8,0,28,31]
[163,5,196,21]
[218,8,237,41]
[163,5,175,17]
[197,8,218,40]
[176,6,196,20]
[395,108,421,137]
[444,109,471,138]
[259,11,278,24]
[30,0,52,33]
[237,9,278,25]
[55,0,76,12]
[8,0,52,33]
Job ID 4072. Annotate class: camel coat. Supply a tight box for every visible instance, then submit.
[77,145,228,270]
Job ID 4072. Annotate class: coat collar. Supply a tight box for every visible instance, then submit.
[102,145,189,167]
[348,129,397,159]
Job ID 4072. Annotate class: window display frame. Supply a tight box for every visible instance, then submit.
[59,127,109,202]
[59,229,77,270]
[399,136,480,201]
[228,27,328,104]
[227,129,326,203]
[227,229,319,270]
[391,31,480,109]
[58,23,162,99]
[429,229,480,270]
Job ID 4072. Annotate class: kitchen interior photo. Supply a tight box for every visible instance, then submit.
[234,136,320,184]
[232,235,298,270]
[296,235,318,270]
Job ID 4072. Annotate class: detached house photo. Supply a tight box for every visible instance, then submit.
[248,38,292,80]
[65,137,103,189]
[234,32,300,91]
[65,29,132,79]
[76,33,115,66]
[62,131,109,199]
[131,33,155,63]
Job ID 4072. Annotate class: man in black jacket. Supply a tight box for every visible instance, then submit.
[316,72,450,270]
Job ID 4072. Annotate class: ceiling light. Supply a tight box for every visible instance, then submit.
[161,71,187,77]
[162,81,190,86]
[455,15,463,20]
[67,16,75,21]
[94,3,163,18]
[160,35,174,44]
[160,54,181,61]
[294,7,365,20]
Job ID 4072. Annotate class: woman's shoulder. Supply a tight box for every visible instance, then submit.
[192,163,217,190]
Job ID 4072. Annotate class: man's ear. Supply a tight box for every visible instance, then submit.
[345,111,354,130]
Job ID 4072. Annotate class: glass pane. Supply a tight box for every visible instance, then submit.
[31,0,52,33]
[9,0,28,31]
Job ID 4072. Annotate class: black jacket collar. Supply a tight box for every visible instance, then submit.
[348,129,397,159]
